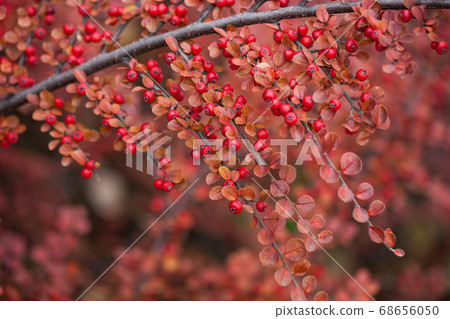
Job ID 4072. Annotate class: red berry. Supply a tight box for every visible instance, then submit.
[150,66,162,80]
[26,56,38,67]
[148,5,158,17]
[64,114,76,125]
[302,95,314,111]
[355,18,367,31]
[286,28,298,41]
[191,43,202,55]
[44,15,55,25]
[169,84,180,96]
[24,46,35,56]
[26,6,37,17]
[80,168,92,179]
[175,5,187,17]
[125,142,136,155]
[6,131,18,144]
[238,167,249,179]
[297,24,308,37]
[399,9,412,22]
[79,5,89,16]
[256,129,268,139]
[85,160,96,169]
[312,29,323,40]
[364,26,374,39]
[361,92,373,102]
[324,47,337,59]
[63,23,75,36]
[345,39,358,53]
[263,88,276,102]
[167,109,179,121]
[226,0,235,6]
[259,46,271,58]
[72,45,83,57]
[204,103,215,116]
[256,201,267,212]
[115,127,127,139]
[279,103,292,116]
[142,90,155,103]
[283,49,296,61]
[72,130,84,142]
[146,59,158,69]
[84,22,96,34]
[227,138,241,151]
[54,97,64,108]
[203,60,214,72]
[102,118,111,129]
[370,29,382,41]
[246,34,256,43]
[436,41,448,55]
[195,82,207,93]
[375,41,387,51]
[34,27,46,39]
[126,69,138,82]
[329,98,341,111]
[356,69,368,81]
[207,71,218,83]
[273,30,284,42]
[279,0,289,8]
[153,178,163,190]
[306,64,319,76]
[113,93,125,104]
[60,136,72,145]
[217,37,227,49]
[284,112,298,125]
[91,32,101,43]
[157,3,168,15]
[201,145,214,156]
[254,139,267,152]
[108,5,120,17]
[300,36,313,48]
[313,119,325,132]
[169,15,180,26]
[229,200,242,214]
[221,124,234,136]
[162,180,173,192]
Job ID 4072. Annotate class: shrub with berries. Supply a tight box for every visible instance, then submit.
[0,0,449,302]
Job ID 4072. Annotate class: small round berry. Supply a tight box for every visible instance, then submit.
[54,97,64,108]
[34,27,47,39]
[157,3,168,15]
[356,69,368,81]
[217,37,227,49]
[221,124,234,136]
[192,105,203,113]
[169,84,180,96]
[279,103,292,116]
[227,138,241,151]
[108,5,120,17]
[162,180,173,192]
[263,88,276,102]
[300,36,313,48]
[148,5,158,17]
[259,46,271,58]
[286,28,298,41]
[313,119,325,132]
[85,160,96,169]
[126,69,138,82]
[115,127,127,139]
[204,124,214,135]
[370,29,382,41]
[203,60,214,72]
[306,64,319,76]
[6,132,18,144]
[77,83,87,95]
[64,114,76,125]
[26,6,37,17]
[355,18,367,31]
[26,56,38,67]
[324,47,337,59]
[273,30,284,42]
[146,59,158,69]
[24,46,35,56]
[192,54,205,63]
[195,82,207,93]
[238,167,249,179]
[84,22,97,34]
[113,93,125,104]
[345,39,358,53]
[297,24,308,37]
[361,92,373,102]
[125,142,136,155]
[279,0,289,7]
[254,139,267,152]
[102,118,111,129]
[256,201,267,212]
[191,43,202,55]
[78,5,89,16]
[63,23,75,36]
[246,34,256,43]
[169,15,180,26]
[143,90,155,103]
[60,136,72,145]
[283,49,296,61]
[399,9,412,22]
[284,112,298,125]
[204,103,215,116]
[175,5,187,17]
[72,45,83,57]
[201,145,214,156]
[250,66,261,77]
[312,29,323,40]
[80,168,92,179]
[329,98,341,111]
[302,95,314,111]
[72,130,84,142]
[167,109,179,121]
[207,71,218,83]
[153,178,163,190]
[436,41,448,55]
[364,26,375,39]
[256,129,268,139]
[229,200,242,214]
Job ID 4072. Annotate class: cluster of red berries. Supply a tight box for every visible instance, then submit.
[153,178,174,192]
[81,160,96,179]
[431,41,448,55]
[0,131,19,148]
[214,0,235,8]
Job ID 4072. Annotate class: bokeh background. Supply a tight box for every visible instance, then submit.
[1,0,449,300]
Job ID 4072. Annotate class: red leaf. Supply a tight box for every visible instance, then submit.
[384,229,397,248]
[368,226,385,244]
[259,247,279,267]
[293,259,311,276]
[257,229,275,245]
[283,238,307,262]
[316,6,329,23]
[302,275,317,292]
[296,195,315,212]
[274,267,292,287]
[318,230,333,244]
[310,214,326,229]
[165,36,178,52]
[270,180,290,197]
[276,198,295,218]
[355,182,374,200]
[279,165,297,184]
[394,249,405,257]
[338,186,354,203]
[290,287,307,301]
[352,207,369,223]
[368,200,385,216]
[340,152,362,175]
[314,291,329,301]
[320,165,339,183]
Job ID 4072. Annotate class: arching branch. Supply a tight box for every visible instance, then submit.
[1,0,449,114]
